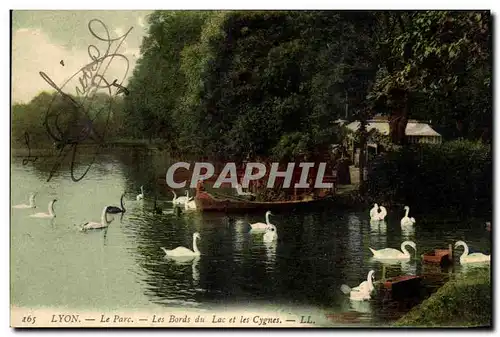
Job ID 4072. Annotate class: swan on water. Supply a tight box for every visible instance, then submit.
[340,270,375,301]
[263,224,278,243]
[376,206,387,221]
[369,204,379,220]
[250,211,273,231]
[107,193,126,214]
[370,204,387,222]
[29,199,57,218]
[400,206,416,226]
[172,190,192,206]
[454,240,490,264]
[13,192,37,209]
[161,232,201,257]
[136,186,144,201]
[80,206,113,231]
[369,241,416,260]
[235,183,255,197]
[184,197,197,211]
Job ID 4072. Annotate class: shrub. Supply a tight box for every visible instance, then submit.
[366,140,492,217]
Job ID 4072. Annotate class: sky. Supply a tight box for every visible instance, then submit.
[11,10,152,103]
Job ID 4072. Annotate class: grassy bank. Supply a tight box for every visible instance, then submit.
[394,268,491,327]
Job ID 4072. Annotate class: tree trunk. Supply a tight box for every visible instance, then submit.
[389,108,409,145]
[387,89,409,145]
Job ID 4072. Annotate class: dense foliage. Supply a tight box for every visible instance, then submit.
[369,11,491,144]
[13,11,491,159]
[12,11,492,206]
[11,92,125,148]
[366,140,492,216]
[123,10,378,161]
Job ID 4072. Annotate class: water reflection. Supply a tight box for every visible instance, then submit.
[349,299,373,314]
[401,224,415,240]
[369,220,387,255]
[264,240,277,267]
[370,258,418,277]
[10,149,492,323]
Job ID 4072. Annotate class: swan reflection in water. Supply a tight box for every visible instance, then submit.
[346,214,362,255]
[264,240,277,268]
[370,258,417,276]
[164,255,201,286]
[232,217,247,254]
[339,297,373,315]
[401,224,415,239]
[349,299,372,314]
[369,221,387,252]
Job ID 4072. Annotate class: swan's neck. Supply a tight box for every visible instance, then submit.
[380,207,386,217]
[120,195,125,211]
[367,273,373,289]
[29,197,35,207]
[401,243,411,256]
[186,190,190,199]
[405,208,410,217]
[48,202,55,216]
[141,186,144,194]
[265,213,270,225]
[172,191,177,201]
[101,208,108,225]
[192,236,199,253]
[459,243,469,258]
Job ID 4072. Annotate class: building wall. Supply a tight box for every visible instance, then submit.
[407,136,442,144]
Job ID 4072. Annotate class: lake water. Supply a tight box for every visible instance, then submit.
[10,147,491,327]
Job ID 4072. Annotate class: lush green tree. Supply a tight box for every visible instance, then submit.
[124,10,212,147]
[11,91,127,147]
[174,11,378,162]
[370,11,491,144]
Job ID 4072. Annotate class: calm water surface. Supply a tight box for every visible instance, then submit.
[10,147,491,326]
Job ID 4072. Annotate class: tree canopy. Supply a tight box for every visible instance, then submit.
[13,11,492,158]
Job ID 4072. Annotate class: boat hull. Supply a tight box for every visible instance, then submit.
[194,191,332,213]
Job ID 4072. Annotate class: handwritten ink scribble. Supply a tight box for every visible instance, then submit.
[111,79,130,96]
[60,60,65,67]
[39,19,132,182]
[22,131,38,166]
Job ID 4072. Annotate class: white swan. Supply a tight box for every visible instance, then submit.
[80,206,113,231]
[341,270,375,301]
[370,204,387,222]
[369,241,416,260]
[369,204,379,220]
[454,240,490,264]
[235,183,255,197]
[376,206,387,221]
[136,186,144,201]
[400,206,416,226]
[250,211,273,231]
[263,224,278,243]
[172,190,190,206]
[13,192,37,209]
[29,199,57,218]
[184,197,197,211]
[161,232,201,257]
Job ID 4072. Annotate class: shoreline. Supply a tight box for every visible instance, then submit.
[393,268,491,327]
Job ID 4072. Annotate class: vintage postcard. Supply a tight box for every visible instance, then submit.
[10,8,492,328]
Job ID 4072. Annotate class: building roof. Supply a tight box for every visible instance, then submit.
[346,119,441,137]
